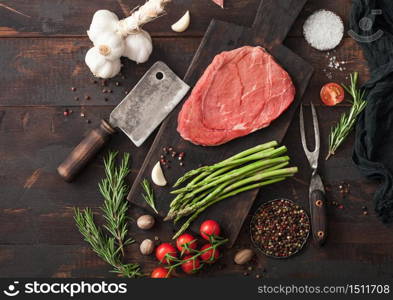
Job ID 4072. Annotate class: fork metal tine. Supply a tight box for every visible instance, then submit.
[311,103,320,159]
[299,103,320,170]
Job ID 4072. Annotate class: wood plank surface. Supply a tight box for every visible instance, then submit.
[0,37,367,107]
[0,0,350,38]
[1,0,393,279]
[2,106,393,278]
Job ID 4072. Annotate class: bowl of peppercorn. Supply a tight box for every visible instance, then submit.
[250,199,310,259]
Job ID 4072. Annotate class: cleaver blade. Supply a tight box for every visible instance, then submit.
[110,61,190,147]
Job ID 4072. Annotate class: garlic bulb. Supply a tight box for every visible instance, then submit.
[171,10,190,33]
[85,1,171,78]
[87,10,120,42]
[85,47,121,79]
[123,30,153,64]
[93,32,125,61]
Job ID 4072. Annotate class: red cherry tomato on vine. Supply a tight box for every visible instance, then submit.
[320,82,345,106]
[199,220,221,240]
[151,267,170,278]
[200,244,220,263]
[181,256,201,274]
[155,243,178,264]
[176,233,197,255]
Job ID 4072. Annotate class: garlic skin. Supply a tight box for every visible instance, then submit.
[85,47,121,79]
[151,161,167,186]
[123,30,153,64]
[87,10,120,42]
[171,10,190,33]
[93,32,125,61]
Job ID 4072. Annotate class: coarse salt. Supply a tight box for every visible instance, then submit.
[303,10,344,51]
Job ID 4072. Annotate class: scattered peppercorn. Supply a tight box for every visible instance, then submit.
[71,87,76,91]
[108,89,113,93]
[85,95,90,100]
[180,162,184,166]
[86,119,91,124]
[104,98,108,102]
[74,97,79,101]
[102,80,107,86]
[102,89,107,93]
[80,112,85,118]
[125,90,129,95]
[251,199,310,258]
[115,82,120,86]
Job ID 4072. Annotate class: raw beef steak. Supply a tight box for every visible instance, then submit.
[177,46,296,146]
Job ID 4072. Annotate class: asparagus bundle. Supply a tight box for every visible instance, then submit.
[165,141,298,239]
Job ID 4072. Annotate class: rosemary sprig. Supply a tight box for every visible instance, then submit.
[99,152,132,256]
[326,72,367,160]
[74,208,141,278]
[74,152,141,278]
[141,179,158,214]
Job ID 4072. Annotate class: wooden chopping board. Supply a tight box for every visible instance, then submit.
[128,0,313,246]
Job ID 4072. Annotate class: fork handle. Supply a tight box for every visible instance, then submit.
[310,189,327,246]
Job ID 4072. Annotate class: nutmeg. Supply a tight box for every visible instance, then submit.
[234,249,254,265]
[137,214,155,230]
[140,239,154,255]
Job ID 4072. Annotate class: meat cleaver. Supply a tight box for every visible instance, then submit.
[57,61,190,182]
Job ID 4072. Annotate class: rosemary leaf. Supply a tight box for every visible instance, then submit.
[141,179,158,214]
[326,72,367,160]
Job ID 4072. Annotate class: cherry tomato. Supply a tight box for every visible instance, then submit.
[155,243,178,264]
[181,256,201,274]
[151,267,170,278]
[199,220,221,240]
[320,82,345,106]
[176,233,197,255]
[200,244,220,263]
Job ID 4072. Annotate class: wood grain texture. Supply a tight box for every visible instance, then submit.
[0,0,350,38]
[1,0,393,279]
[0,37,367,107]
[1,106,393,278]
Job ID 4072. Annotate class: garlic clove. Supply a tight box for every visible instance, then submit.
[85,47,121,79]
[171,10,190,33]
[93,32,125,61]
[123,30,153,64]
[87,10,119,43]
[151,161,167,186]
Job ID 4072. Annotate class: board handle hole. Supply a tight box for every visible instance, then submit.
[156,72,164,80]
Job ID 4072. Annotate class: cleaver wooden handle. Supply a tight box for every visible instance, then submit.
[57,120,116,182]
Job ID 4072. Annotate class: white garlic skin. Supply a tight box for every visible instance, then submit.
[123,30,153,64]
[87,10,119,43]
[93,32,125,61]
[171,10,191,33]
[151,161,167,186]
[85,47,121,79]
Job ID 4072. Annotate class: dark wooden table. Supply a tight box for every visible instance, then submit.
[1,0,392,279]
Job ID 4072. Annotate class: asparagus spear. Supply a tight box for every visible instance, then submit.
[175,167,298,219]
[172,155,290,195]
[173,141,279,187]
[172,176,289,239]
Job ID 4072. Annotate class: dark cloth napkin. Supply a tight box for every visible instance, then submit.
[351,0,393,222]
